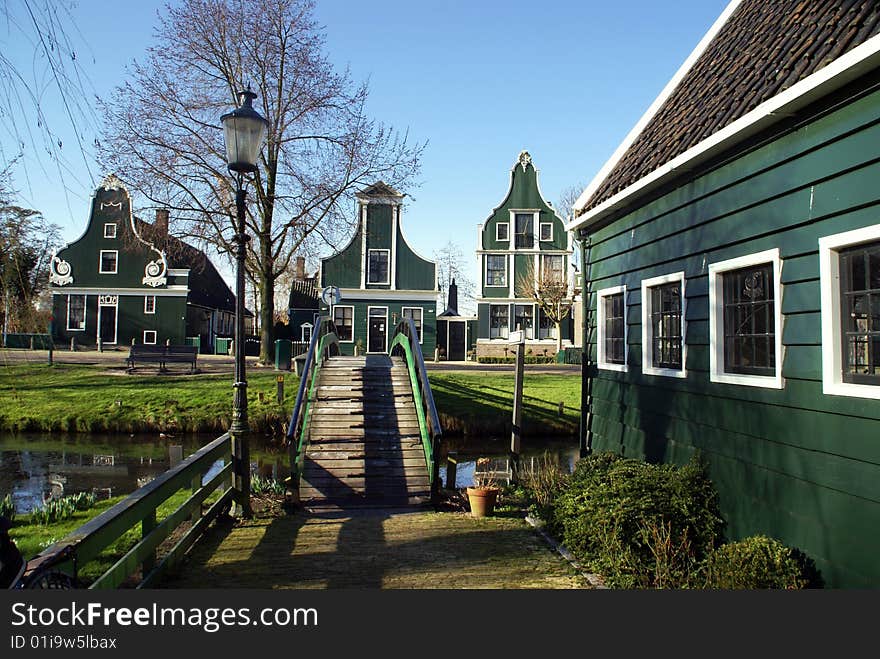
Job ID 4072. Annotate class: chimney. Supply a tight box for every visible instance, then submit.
[155,209,169,236]
[295,256,305,280]
[447,278,458,315]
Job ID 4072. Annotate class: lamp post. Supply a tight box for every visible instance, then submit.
[221,86,268,517]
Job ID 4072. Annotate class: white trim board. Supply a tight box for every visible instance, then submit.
[51,287,188,296]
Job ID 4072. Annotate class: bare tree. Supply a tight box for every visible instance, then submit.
[434,240,474,314]
[515,256,573,353]
[98,0,425,363]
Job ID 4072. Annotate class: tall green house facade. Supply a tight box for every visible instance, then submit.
[476,151,574,357]
[568,0,880,587]
[319,182,438,356]
[50,175,240,351]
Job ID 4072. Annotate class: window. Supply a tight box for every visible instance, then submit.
[402,307,423,342]
[709,249,782,388]
[486,255,507,287]
[333,305,354,342]
[301,323,313,343]
[144,295,156,314]
[540,222,553,242]
[820,225,880,399]
[99,250,118,274]
[514,213,534,249]
[67,294,86,331]
[597,286,626,371]
[143,330,157,345]
[104,223,117,238]
[367,249,390,284]
[541,255,565,282]
[514,304,534,340]
[641,273,686,377]
[496,222,509,242]
[538,310,556,340]
[489,304,509,339]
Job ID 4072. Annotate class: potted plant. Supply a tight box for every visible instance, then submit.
[466,459,501,518]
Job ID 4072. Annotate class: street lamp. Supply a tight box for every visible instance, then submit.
[221,86,268,517]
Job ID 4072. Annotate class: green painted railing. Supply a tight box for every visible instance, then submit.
[21,433,233,589]
[286,316,339,491]
[389,318,443,495]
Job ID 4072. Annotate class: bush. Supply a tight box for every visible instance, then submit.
[476,356,557,364]
[1,493,15,522]
[700,536,821,589]
[518,451,570,520]
[547,452,724,588]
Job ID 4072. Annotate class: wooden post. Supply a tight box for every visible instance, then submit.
[142,510,156,577]
[445,451,458,490]
[510,338,524,479]
[277,375,284,405]
[70,337,75,352]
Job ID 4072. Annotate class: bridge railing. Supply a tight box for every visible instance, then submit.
[20,433,233,589]
[286,315,339,492]
[389,318,443,496]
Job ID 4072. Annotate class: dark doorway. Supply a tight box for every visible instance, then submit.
[368,308,387,353]
[99,305,117,344]
[448,321,466,361]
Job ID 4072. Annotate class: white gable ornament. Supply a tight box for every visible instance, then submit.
[99,173,127,192]
[49,254,74,286]
[142,256,168,287]
[518,150,532,171]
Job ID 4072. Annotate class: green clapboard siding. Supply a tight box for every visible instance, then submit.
[580,86,880,587]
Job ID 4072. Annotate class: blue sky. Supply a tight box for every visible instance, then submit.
[2,0,729,311]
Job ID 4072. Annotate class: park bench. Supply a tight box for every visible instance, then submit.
[126,344,198,373]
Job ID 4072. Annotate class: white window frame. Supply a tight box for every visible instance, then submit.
[99,250,118,274]
[708,248,783,389]
[332,305,354,343]
[540,254,565,282]
[820,224,880,399]
[539,222,553,242]
[485,254,507,287]
[401,306,423,342]
[103,223,117,238]
[496,222,509,243]
[641,272,687,378]
[596,285,627,372]
[144,295,156,314]
[489,303,509,340]
[301,322,313,343]
[66,294,86,331]
[143,330,157,345]
[512,211,537,250]
[367,249,390,285]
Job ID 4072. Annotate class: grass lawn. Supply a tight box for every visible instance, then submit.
[0,363,580,436]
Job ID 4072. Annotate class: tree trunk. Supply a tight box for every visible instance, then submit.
[556,320,563,355]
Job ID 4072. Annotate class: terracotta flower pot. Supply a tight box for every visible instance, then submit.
[466,486,499,518]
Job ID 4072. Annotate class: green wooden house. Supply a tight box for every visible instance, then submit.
[475,151,574,358]
[50,174,242,351]
[568,0,880,587]
[319,182,438,356]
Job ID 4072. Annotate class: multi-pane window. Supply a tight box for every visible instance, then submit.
[538,311,556,339]
[333,306,354,342]
[489,304,508,339]
[402,307,423,342]
[839,242,880,384]
[144,295,156,314]
[540,222,553,242]
[514,213,534,249]
[496,222,509,242]
[603,293,626,364]
[722,263,775,376]
[99,250,118,274]
[514,304,534,339]
[104,223,117,238]
[541,255,565,282]
[67,294,86,330]
[367,249,389,284]
[486,255,507,286]
[650,283,683,369]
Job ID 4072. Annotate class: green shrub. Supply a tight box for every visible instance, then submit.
[700,536,822,589]
[476,356,557,364]
[1,493,15,522]
[548,452,724,588]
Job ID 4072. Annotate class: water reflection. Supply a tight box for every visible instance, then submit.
[0,432,289,514]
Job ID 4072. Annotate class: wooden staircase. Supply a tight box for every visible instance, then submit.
[300,354,431,508]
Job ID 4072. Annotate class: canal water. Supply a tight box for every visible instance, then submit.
[0,432,580,514]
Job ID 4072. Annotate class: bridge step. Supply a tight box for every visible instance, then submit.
[300,354,431,509]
